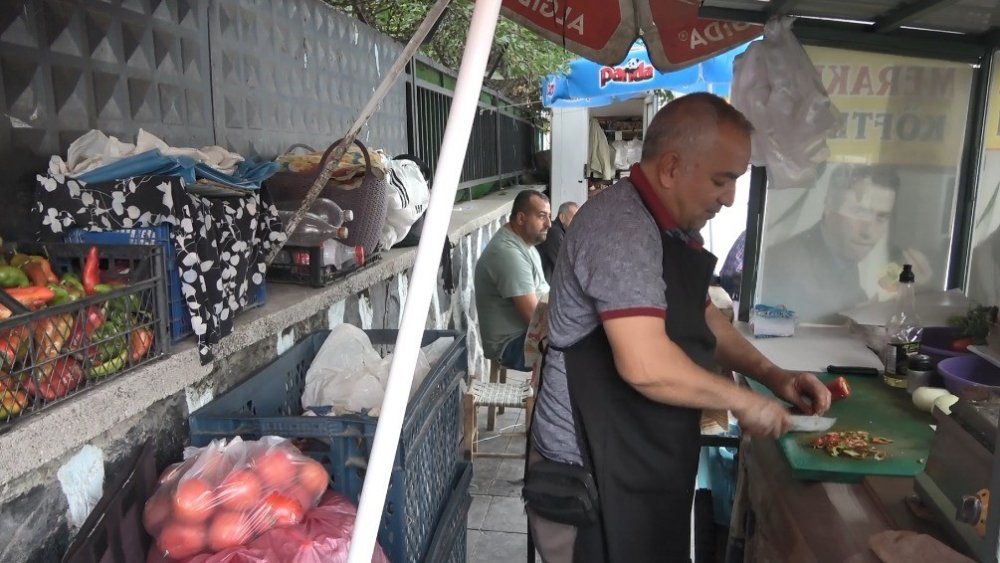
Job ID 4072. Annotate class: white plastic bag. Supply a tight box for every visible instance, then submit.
[730,17,841,189]
[380,157,430,249]
[301,324,454,416]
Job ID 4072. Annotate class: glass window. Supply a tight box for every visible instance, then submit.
[968,51,1000,308]
[755,46,974,323]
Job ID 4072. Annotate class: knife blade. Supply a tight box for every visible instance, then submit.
[789,415,837,433]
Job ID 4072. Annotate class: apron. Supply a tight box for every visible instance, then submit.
[564,233,719,563]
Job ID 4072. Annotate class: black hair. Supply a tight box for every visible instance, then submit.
[511,189,548,220]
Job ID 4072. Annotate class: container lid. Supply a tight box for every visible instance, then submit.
[899,264,915,283]
[909,353,933,371]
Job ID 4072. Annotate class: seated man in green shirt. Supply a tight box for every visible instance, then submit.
[475,189,552,371]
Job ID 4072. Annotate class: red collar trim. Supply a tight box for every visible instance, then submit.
[629,163,678,231]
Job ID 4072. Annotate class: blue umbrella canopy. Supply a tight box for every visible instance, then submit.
[542,40,751,108]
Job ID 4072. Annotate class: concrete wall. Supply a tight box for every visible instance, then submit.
[0,189,520,562]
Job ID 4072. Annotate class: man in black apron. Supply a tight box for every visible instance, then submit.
[526,93,832,562]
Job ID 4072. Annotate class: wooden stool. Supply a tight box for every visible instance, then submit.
[488,359,508,429]
[462,379,535,460]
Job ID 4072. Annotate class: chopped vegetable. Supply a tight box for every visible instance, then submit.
[809,430,889,461]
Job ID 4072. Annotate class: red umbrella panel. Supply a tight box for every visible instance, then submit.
[498,0,761,71]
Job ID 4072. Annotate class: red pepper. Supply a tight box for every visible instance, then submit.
[21,261,52,287]
[23,356,84,401]
[3,286,56,307]
[83,246,100,296]
[130,327,154,362]
[826,376,852,402]
[68,306,105,352]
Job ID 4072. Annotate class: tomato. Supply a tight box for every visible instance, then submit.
[259,491,304,528]
[172,478,216,524]
[217,469,262,511]
[207,510,253,551]
[157,521,206,559]
[825,376,851,402]
[143,490,173,536]
[951,337,973,352]
[252,450,298,489]
[297,459,329,498]
[285,483,317,513]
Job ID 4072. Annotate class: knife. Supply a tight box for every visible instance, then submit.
[789,415,837,433]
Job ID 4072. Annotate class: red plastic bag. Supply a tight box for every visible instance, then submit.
[144,437,331,560]
[149,491,389,563]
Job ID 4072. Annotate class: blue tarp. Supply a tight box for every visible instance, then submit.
[541,40,750,108]
[76,149,278,190]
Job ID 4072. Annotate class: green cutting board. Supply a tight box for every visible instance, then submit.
[747,374,936,483]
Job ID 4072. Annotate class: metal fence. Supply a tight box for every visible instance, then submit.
[408,58,538,197]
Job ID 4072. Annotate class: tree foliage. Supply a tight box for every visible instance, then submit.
[323,0,571,116]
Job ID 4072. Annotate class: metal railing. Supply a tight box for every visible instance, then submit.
[408,58,538,198]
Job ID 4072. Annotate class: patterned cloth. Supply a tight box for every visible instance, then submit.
[34,174,286,364]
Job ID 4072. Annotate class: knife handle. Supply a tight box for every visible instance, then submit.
[827,365,880,376]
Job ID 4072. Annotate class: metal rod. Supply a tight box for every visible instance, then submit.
[345,0,503,560]
[265,0,453,266]
[872,0,961,34]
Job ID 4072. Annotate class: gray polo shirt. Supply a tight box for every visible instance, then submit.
[474,225,549,359]
[531,173,674,465]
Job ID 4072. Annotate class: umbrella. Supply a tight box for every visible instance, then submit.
[542,39,750,108]
[502,0,762,71]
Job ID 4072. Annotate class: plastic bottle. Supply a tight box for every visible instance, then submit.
[322,240,365,270]
[277,211,349,246]
[881,264,922,388]
[275,199,354,228]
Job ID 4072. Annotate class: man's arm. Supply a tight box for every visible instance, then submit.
[705,304,831,415]
[512,293,539,325]
[604,315,790,438]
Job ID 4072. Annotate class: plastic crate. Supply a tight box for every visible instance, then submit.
[66,225,266,343]
[62,441,157,563]
[421,461,472,563]
[0,242,169,429]
[188,329,468,563]
[268,243,379,287]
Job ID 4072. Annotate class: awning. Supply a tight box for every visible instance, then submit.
[499,0,762,71]
[542,40,749,108]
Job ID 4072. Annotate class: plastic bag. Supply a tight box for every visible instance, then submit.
[143,437,331,561]
[301,324,454,416]
[730,17,841,189]
[149,491,389,563]
[381,157,430,249]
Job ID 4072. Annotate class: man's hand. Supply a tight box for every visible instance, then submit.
[769,370,832,416]
[732,393,791,439]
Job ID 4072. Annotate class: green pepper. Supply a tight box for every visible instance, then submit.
[87,347,128,378]
[91,319,127,362]
[47,283,73,305]
[8,254,30,268]
[60,273,84,292]
[93,283,113,294]
[0,266,29,288]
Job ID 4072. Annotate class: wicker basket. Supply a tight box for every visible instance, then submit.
[267,139,388,255]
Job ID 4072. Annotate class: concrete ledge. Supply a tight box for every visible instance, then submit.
[0,186,535,498]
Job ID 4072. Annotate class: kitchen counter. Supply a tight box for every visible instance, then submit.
[731,324,969,562]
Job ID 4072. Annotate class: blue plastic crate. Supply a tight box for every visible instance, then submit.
[67,225,266,343]
[188,329,468,563]
[421,461,472,563]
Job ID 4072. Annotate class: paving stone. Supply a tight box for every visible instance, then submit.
[482,495,528,534]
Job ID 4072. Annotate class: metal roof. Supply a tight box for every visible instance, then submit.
[699,0,1000,61]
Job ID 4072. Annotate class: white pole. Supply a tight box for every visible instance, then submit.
[346,0,504,561]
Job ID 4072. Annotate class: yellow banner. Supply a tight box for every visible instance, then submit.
[986,52,1000,151]
[805,46,973,166]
